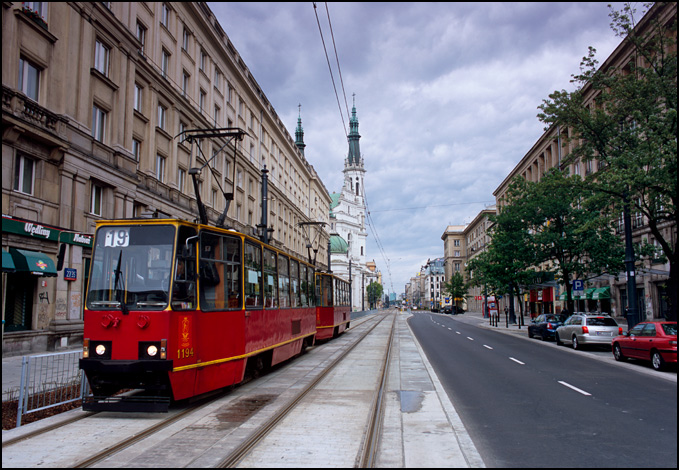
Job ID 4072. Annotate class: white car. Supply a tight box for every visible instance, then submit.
[555,313,623,349]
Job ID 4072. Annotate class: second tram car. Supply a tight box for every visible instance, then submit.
[80,219,317,411]
[315,272,351,340]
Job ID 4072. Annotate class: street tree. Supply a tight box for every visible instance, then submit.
[537,2,677,319]
[443,272,467,310]
[366,281,383,310]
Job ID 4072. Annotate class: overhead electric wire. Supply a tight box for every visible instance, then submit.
[313,2,348,138]
[324,2,351,122]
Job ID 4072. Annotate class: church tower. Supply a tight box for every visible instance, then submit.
[330,97,368,311]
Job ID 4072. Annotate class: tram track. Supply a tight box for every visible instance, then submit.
[215,311,395,468]
[2,313,392,468]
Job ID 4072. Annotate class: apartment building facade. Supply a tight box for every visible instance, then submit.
[492,3,676,319]
[2,2,332,355]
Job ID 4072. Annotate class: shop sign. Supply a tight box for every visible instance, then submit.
[64,268,77,281]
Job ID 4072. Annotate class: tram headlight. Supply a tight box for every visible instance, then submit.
[146,345,158,357]
[95,344,107,356]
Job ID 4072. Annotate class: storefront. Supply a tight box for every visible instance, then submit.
[2,215,92,355]
[529,287,554,317]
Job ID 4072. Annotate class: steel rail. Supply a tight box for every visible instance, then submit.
[215,312,394,468]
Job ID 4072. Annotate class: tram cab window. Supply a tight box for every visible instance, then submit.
[263,249,278,308]
[172,226,197,310]
[199,232,241,310]
[322,275,333,307]
[278,255,290,308]
[244,242,262,308]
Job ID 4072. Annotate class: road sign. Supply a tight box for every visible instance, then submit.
[572,280,584,295]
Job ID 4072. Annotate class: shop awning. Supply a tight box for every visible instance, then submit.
[2,249,16,273]
[592,286,611,300]
[574,288,596,300]
[9,248,57,277]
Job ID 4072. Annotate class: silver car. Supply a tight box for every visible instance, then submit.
[555,313,623,350]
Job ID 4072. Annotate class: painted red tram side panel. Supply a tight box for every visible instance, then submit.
[315,273,351,340]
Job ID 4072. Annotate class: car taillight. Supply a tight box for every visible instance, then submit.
[548,323,554,330]
[670,340,677,347]
[582,326,589,334]
[618,327,623,335]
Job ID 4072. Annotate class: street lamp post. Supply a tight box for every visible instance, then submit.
[622,195,640,330]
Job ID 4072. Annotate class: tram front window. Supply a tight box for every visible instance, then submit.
[87,225,175,310]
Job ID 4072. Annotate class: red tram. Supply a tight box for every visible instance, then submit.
[80,219,317,411]
[315,272,351,340]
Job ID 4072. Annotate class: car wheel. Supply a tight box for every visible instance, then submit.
[572,335,580,350]
[528,329,534,339]
[613,344,626,362]
[555,332,563,346]
[651,350,665,371]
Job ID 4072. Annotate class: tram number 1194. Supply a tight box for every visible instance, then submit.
[178,347,194,359]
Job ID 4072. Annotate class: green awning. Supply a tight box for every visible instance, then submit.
[574,288,595,300]
[9,248,57,277]
[592,286,611,300]
[2,249,16,273]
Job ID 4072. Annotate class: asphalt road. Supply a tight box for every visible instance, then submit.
[408,311,677,468]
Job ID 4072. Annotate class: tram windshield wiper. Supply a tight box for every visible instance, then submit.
[113,250,130,315]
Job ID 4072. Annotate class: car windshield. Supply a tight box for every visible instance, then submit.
[661,323,677,336]
[587,317,617,326]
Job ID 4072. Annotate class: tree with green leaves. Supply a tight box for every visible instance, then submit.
[443,272,467,310]
[366,281,383,310]
[513,168,625,312]
[537,3,677,319]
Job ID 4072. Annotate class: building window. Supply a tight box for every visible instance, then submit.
[18,57,40,101]
[132,138,141,162]
[134,83,143,112]
[182,71,189,97]
[157,104,166,130]
[156,154,166,183]
[94,40,110,76]
[200,49,207,72]
[92,105,106,142]
[91,183,103,216]
[161,49,169,78]
[136,21,146,55]
[178,168,186,193]
[214,69,221,90]
[161,3,170,28]
[182,26,190,51]
[13,154,35,195]
[214,105,220,125]
[199,89,206,113]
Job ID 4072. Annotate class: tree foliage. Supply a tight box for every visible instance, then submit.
[366,281,383,309]
[537,2,677,318]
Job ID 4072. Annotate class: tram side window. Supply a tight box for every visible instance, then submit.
[278,255,290,308]
[307,267,316,307]
[300,264,308,307]
[199,232,242,310]
[263,249,278,308]
[172,225,197,310]
[290,260,300,307]
[322,275,333,307]
[244,242,262,308]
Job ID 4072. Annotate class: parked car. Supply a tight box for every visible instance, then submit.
[528,314,564,341]
[442,305,464,315]
[555,313,622,349]
[612,322,677,371]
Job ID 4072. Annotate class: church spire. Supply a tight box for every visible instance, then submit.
[347,94,361,166]
[295,104,306,156]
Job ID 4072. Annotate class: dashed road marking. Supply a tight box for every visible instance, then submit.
[509,357,525,365]
[558,381,592,396]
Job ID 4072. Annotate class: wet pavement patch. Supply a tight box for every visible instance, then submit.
[216,394,278,427]
[397,390,424,413]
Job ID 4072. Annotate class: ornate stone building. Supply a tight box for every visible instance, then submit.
[2,2,332,355]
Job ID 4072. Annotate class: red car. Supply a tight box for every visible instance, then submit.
[612,321,677,371]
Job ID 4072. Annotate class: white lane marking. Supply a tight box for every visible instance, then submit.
[558,381,592,396]
[483,345,493,350]
[456,331,461,335]
[509,357,525,365]
[467,337,474,341]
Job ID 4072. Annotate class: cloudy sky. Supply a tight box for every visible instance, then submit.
[209,2,631,295]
